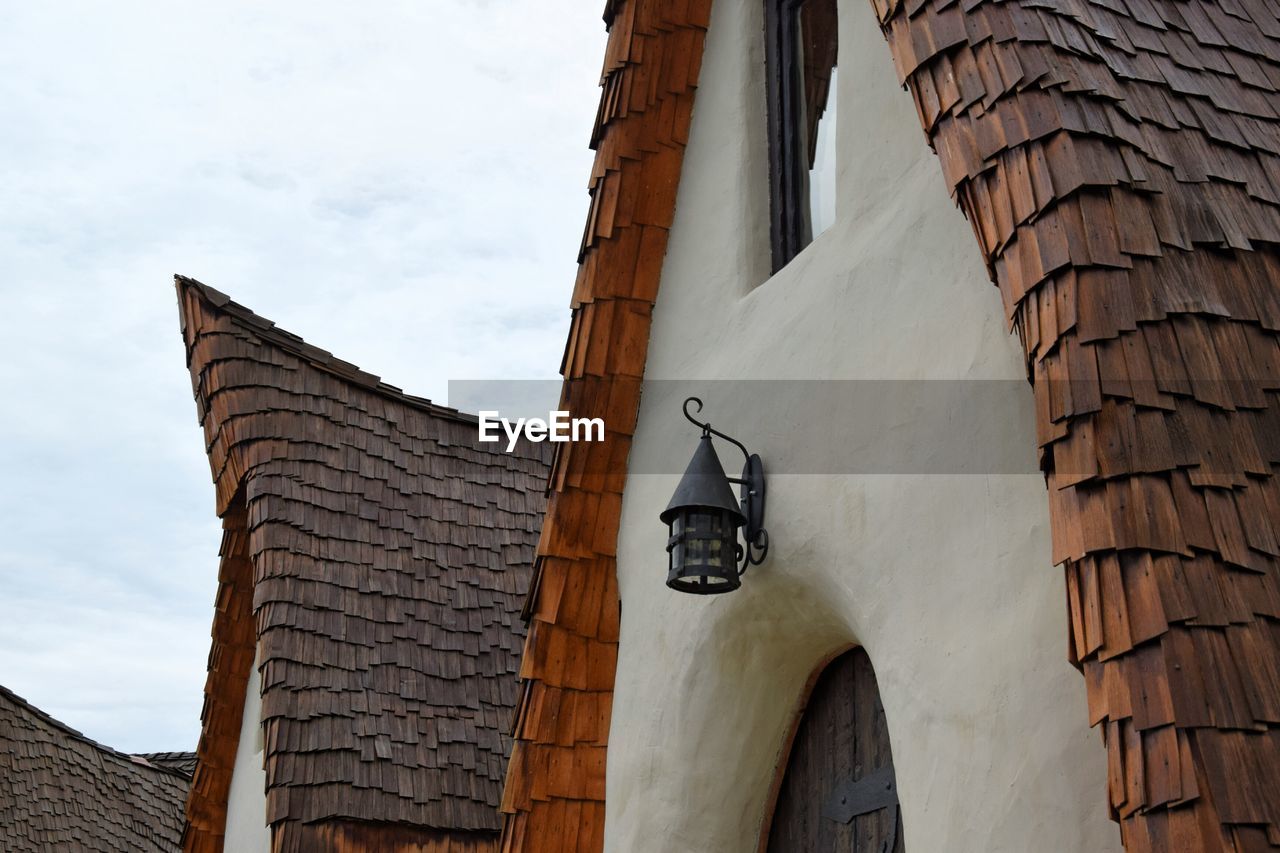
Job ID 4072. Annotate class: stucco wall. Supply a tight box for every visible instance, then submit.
[606,1,1122,851]
[224,652,271,853]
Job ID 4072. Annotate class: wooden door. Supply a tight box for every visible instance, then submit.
[764,648,903,853]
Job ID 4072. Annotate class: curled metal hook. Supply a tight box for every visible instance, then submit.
[682,396,705,426]
[681,396,750,465]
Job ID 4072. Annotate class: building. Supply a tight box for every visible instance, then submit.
[175,279,551,852]
[0,685,192,851]
[499,1,1280,852]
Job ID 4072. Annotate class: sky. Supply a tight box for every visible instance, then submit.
[0,1,604,753]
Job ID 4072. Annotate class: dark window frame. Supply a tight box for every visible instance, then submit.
[765,0,809,273]
[765,0,837,274]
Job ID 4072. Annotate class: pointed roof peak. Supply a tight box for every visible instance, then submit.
[174,274,479,425]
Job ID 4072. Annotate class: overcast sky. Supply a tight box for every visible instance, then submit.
[0,2,603,753]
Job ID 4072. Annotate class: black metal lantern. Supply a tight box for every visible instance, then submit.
[660,397,769,594]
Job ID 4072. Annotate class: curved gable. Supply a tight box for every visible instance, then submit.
[879,0,1280,847]
[496,1,713,850]
[176,279,550,852]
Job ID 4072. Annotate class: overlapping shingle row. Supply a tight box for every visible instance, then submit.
[0,685,190,852]
[497,1,712,850]
[176,278,550,852]
[141,752,199,776]
[872,0,1280,847]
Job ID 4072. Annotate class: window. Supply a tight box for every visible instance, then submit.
[765,0,839,272]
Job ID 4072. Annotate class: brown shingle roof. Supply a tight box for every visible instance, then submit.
[875,0,1280,848]
[498,1,712,850]
[138,752,198,777]
[0,685,189,852]
[175,277,551,852]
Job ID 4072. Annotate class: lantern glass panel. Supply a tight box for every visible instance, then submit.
[685,511,724,566]
[668,508,741,592]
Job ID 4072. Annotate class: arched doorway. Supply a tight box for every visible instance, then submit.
[765,648,903,852]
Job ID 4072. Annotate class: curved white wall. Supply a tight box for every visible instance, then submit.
[605,1,1122,851]
[224,653,271,853]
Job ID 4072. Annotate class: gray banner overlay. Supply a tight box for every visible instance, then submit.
[449,378,1257,475]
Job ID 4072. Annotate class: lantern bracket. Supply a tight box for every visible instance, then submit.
[682,397,769,569]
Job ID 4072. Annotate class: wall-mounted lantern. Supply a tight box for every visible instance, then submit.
[660,397,769,594]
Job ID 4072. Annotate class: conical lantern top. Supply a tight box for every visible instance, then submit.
[660,433,747,526]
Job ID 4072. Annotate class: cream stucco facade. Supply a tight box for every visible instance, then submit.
[224,653,271,853]
[606,1,1123,851]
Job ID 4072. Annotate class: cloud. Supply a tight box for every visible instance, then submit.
[0,0,603,752]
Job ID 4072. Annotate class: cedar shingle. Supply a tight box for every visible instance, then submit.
[498,3,711,852]
[0,686,189,852]
[175,278,550,853]
[877,0,1280,847]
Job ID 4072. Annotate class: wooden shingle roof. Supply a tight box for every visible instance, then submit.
[497,1,712,850]
[0,685,189,852]
[501,0,1280,851]
[175,278,551,852]
[876,0,1280,848]
[139,752,198,777]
